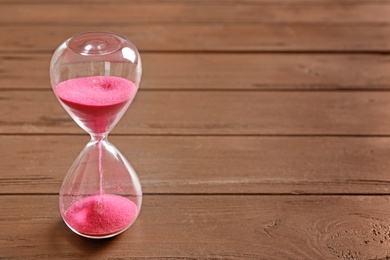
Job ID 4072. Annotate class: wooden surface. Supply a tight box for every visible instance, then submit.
[1,0,390,259]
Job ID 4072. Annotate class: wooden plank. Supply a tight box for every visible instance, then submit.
[3,53,390,90]
[1,91,390,135]
[1,24,390,52]
[1,195,389,259]
[0,0,387,5]
[2,135,390,195]
[1,2,390,24]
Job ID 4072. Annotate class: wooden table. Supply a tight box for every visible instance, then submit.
[1,1,390,259]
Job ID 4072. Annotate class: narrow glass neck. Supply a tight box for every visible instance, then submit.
[90,134,108,142]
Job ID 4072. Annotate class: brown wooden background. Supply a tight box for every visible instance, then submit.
[1,1,390,259]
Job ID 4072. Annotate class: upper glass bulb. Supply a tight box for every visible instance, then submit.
[50,32,142,135]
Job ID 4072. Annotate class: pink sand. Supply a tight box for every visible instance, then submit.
[55,76,136,134]
[58,76,138,236]
[64,194,138,236]
[56,76,135,106]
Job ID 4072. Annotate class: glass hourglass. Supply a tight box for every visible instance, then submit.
[50,32,142,239]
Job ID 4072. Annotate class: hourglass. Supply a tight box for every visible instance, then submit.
[50,32,142,239]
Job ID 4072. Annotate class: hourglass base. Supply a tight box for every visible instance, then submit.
[63,194,138,239]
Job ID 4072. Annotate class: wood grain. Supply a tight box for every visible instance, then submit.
[1,195,389,259]
[2,135,390,195]
[1,90,390,135]
[2,2,390,24]
[1,1,390,259]
[3,53,390,91]
[1,24,390,52]
[0,0,387,4]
